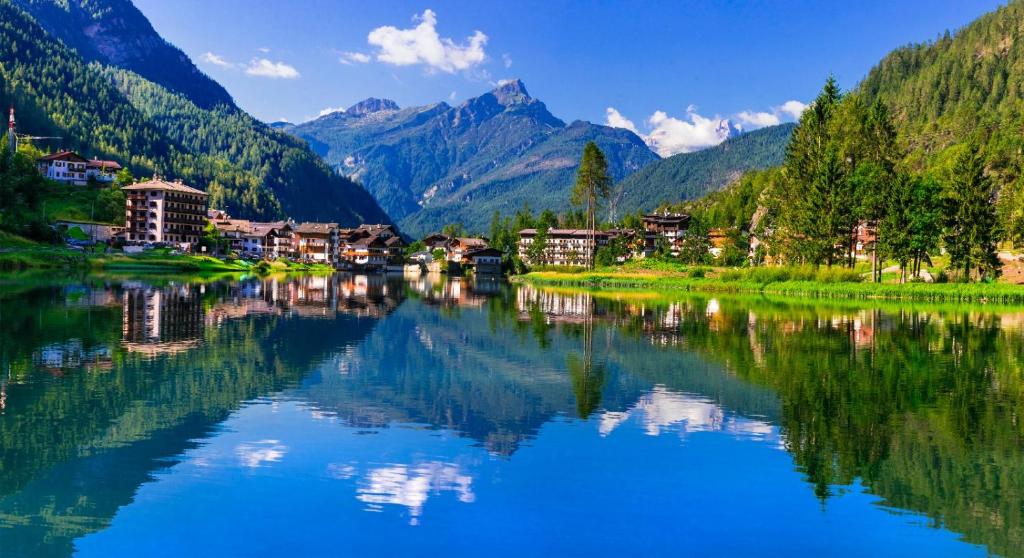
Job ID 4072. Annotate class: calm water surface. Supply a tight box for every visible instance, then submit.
[0,274,1020,557]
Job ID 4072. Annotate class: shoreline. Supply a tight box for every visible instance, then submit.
[514,270,1024,304]
[0,246,335,275]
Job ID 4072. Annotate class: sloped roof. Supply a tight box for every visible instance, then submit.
[87,158,122,170]
[38,151,87,163]
[452,237,488,248]
[122,178,208,196]
[295,222,338,234]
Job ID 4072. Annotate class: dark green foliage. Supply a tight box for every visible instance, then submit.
[614,123,794,212]
[13,0,234,109]
[859,2,1024,238]
[571,142,611,268]
[0,0,390,226]
[943,146,999,280]
[678,217,713,265]
[0,145,59,241]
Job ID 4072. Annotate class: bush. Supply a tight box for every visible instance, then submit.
[719,265,863,284]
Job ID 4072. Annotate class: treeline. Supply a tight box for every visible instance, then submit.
[681,77,1003,282]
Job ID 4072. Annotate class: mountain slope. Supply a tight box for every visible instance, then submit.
[14,0,233,109]
[288,80,659,236]
[0,0,390,226]
[613,123,795,212]
[859,2,1024,180]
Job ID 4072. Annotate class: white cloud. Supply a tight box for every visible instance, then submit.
[201,52,233,68]
[448,91,457,101]
[318,107,346,117]
[235,439,287,468]
[736,110,781,129]
[778,100,808,120]
[606,98,809,157]
[257,46,271,53]
[356,461,475,525]
[645,108,733,156]
[604,107,639,135]
[367,9,487,73]
[245,58,300,79]
[340,51,371,65]
[502,53,513,68]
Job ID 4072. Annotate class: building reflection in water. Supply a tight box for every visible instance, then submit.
[121,283,204,356]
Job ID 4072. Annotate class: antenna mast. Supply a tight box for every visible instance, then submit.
[7,106,15,154]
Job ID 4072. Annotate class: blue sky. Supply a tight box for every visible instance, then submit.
[135,0,1003,154]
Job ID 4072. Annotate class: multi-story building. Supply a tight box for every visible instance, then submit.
[642,212,690,256]
[37,151,89,186]
[518,228,610,267]
[123,178,209,245]
[293,222,339,263]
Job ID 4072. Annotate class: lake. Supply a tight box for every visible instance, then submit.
[0,273,1020,557]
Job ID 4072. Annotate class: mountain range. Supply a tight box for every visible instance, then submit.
[284,80,661,235]
[287,80,794,236]
[1,0,390,226]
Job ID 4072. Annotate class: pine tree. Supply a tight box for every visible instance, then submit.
[571,142,611,269]
[943,146,999,281]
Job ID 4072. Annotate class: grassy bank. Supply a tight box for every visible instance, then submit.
[0,234,334,275]
[516,265,1024,304]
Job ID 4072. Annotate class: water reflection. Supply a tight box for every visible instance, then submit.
[0,277,1021,556]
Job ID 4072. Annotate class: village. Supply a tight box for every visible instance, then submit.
[35,148,750,276]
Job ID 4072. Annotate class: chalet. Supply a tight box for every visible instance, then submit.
[346,235,388,268]
[465,247,503,275]
[212,219,252,253]
[37,151,89,186]
[294,222,339,263]
[123,178,208,245]
[518,229,610,267]
[245,222,286,256]
[642,211,690,256]
[422,233,451,251]
[85,158,122,183]
[447,237,489,262]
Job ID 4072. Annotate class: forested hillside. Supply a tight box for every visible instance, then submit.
[613,123,794,212]
[859,2,1024,188]
[0,0,390,226]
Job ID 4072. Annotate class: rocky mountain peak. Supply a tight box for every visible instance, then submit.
[490,79,531,106]
[346,98,400,116]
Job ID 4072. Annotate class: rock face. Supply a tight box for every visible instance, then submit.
[345,98,400,116]
[287,79,660,236]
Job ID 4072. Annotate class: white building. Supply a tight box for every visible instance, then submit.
[518,229,610,267]
[37,151,89,186]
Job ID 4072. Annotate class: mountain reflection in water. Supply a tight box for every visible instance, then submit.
[0,275,1020,557]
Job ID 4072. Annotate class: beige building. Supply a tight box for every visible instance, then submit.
[123,178,209,245]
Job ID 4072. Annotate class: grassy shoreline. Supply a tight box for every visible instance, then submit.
[0,244,335,275]
[515,269,1024,304]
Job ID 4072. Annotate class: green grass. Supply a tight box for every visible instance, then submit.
[516,267,1024,304]
[0,230,39,249]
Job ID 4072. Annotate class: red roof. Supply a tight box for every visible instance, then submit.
[38,151,87,163]
[87,158,122,170]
